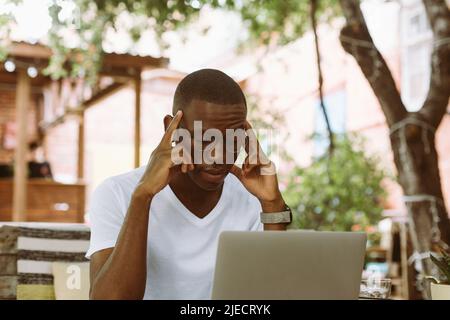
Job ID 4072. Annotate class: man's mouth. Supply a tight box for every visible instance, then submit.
[200,168,228,183]
[204,168,227,174]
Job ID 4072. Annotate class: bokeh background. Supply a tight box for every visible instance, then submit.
[1,0,449,299]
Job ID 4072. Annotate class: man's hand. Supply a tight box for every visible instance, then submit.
[134,110,193,199]
[230,121,286,214]
[91,113,193,300]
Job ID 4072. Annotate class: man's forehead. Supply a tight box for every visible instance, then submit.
[180,99,246,130]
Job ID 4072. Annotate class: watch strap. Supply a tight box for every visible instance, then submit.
[260,207,292,224]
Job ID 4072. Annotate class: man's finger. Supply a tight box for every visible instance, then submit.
[230,165,244,180]
[243,156,256,175]
[260,161,277,176]
[170,144,193,167]
[162,110,183,144]
[245,120,270,166]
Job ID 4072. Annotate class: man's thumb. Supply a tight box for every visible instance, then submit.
[230,165,243,180]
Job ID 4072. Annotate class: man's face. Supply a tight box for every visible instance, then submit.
[174,99,246,191]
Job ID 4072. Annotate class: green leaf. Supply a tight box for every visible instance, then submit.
[282,133,387,232]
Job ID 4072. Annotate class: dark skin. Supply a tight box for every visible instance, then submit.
[169,99,246,217]
[89,99,287,300]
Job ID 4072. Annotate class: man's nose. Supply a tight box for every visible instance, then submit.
[207,146,225,164]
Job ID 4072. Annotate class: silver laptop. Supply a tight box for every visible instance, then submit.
[211,230,367,300]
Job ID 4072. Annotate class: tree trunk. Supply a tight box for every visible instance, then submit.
[338,0,450,298]
[390,113,450,287]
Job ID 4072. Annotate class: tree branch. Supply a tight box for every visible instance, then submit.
[311,0,335,155]
[338,0,408,127]
[419,0,450,128]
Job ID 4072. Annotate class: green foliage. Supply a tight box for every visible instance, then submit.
[43,0,204,83]
[2,0,204,83]
[430,250,450,284]
[1,0,340,82]
[0,11,14,61]
[283,134,387,232]
[215,0,340,46]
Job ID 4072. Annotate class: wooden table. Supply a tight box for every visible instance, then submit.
[0,179,85,223]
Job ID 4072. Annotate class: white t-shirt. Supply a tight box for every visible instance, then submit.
[86,166,263,299]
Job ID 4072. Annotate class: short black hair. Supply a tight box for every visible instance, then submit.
[172,68,246,114]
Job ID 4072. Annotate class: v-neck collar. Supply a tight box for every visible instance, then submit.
[164,177,230,227]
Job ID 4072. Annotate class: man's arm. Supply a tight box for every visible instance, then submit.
[89,191,151,300]
[89,110,191,300]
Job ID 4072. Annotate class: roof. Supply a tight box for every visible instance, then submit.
[0,42,170,130]
[0,41,169,86]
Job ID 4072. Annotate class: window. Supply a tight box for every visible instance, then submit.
[401,2,432,111]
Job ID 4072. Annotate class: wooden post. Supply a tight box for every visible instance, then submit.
[77,110,85,180]
[134,73,141,168]
[12,70,30,221]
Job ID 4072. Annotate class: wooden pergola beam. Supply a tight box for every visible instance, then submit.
[12,70,30,221]
[40,81,127,131]
[77,110,85,180]
[134,74,142,168]
[83,82,127,110]
[103,53,169,69]
[39,110,77,131]
[6,42,168,72]
[7,42,52,59]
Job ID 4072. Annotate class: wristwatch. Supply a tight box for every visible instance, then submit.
[260,205,292,224]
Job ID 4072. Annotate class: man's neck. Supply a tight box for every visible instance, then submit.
[169,173,224,219]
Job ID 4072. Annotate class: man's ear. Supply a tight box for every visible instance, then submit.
[163,114,173,131]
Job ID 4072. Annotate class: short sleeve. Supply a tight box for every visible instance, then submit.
[250,216,263,231]
[85,179,126,259]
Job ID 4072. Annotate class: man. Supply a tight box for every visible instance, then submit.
[28,140,53,179]
[87,69,291,300]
